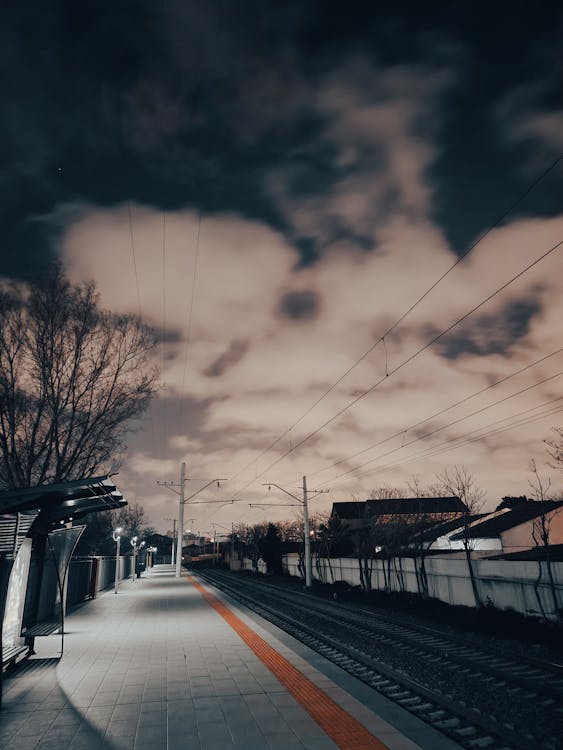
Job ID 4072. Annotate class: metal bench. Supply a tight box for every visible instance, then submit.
[23,619,60,638]
[1,645,29,672]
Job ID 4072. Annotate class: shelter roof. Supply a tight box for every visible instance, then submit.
[0,476,126,527]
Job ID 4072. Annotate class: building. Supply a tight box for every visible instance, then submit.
[331,496,469,553]
[449,496,563,556]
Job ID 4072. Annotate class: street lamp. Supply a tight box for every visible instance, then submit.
[138,541,146,577]
[147,546,157,568]
[113,527,123,594]
[130,536,138,581]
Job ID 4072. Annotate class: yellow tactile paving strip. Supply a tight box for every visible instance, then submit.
[187,574,390,750]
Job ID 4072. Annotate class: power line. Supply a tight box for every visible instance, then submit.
[179,212,202,434]
[354,398,563,482]
[232,237,562,491]
[311,347,563,478]
[323,371,562,484]
[227,155,563,483]
[162,212,167,457]
[127,200,157,457]
[127,201,143,317]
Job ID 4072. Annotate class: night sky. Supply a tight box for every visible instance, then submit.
[2,1,562,533]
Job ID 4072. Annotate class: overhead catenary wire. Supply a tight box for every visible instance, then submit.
[127,200,157,456]
[399,400,563,470]
[179,212,202,434]
[232,237,562,493]
[311,346,563,478]
[162,212,167,457]
[350,398,563,483]
[321,371,562,484]
[227,155,563,484]
[127,201,143,317]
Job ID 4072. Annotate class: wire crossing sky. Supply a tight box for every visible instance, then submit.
[2,1,562,532]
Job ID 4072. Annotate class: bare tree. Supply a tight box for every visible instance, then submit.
[529,459,560,617]
[435,465,485,607]
[112,502,154,543]
[314,512,351,584]
[369,484,405,499]
[76,501,156,556]
[0,268,157,487]
[241,522,269,573]
[545,427,563,469]
[405,475,449,598]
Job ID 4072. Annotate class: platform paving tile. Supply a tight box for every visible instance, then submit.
[1,564,463,750]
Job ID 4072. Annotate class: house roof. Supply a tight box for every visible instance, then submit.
[332,497,466,520]
[408,514,487,544]
[366,496,466,515]
[331,502,367,518]
[486,543,563,562]
[450,500,563,540]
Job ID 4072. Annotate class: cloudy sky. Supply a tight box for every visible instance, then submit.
[2,1,562,534]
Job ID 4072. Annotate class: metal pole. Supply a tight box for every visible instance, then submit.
[231,522,235,570]
[175,461,186,578]
[303,475,312,588]
[114,533,121,594]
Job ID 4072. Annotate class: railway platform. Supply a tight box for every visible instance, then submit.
[0,565,463,750]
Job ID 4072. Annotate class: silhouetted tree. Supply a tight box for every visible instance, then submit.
[74,502,156,556]
[259,523,283,575]
[0,268,157,488]
[436,465,484,606]
[545,427,563,470]
[529,460,561,617]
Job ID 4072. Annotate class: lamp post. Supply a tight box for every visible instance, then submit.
[147,546,157,568]
[113,527,123,594]
[138,541,146,577]
[131,536,138,581]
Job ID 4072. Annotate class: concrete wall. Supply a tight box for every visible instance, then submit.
[246,552,563,620]
[241,558,267,575]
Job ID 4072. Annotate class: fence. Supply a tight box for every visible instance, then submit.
[259,553,563,620]
[67,555,134,606]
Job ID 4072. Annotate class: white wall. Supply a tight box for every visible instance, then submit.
[240,552,563,620]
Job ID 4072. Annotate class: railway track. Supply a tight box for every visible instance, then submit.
[197,568,563,750]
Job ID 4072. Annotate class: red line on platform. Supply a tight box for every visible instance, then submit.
[186,574,390,750]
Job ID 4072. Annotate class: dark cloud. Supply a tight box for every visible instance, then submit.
[203,340,249,378]
[278,290,320,321]
[151,326,184,345]
[1,0,562,280]
[125,392,219,454]
[438,298,543,359]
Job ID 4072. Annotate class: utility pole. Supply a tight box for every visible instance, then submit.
[176,462,186,578]
[231,522,235,570]
[261,477,328,589]
[157,465,227,579]
[302,476,312,588]
[164,517,177,565]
